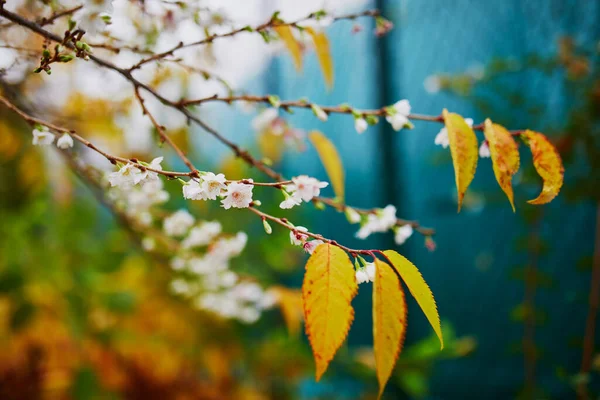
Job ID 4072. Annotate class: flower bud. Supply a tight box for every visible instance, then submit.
[262,218,272,234]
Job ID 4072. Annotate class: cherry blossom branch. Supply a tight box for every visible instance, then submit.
[0,8,434,238]
[126,9,380,72]
[248,206,374,256]
[0,94,192,178]
[180,94,524,134]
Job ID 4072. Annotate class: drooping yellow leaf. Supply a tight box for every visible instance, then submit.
[305,27,334,89]
[308,130,344,201]
[271,286,304,337]
[522,130,564,204]
[274,25,303,72]
[442,109,479,212]
[483,119,520,211]
[302,244,357,380]
[372,259,407,399]
[383,250,443,349]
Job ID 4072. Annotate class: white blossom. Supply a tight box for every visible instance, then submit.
[386,99,411,131]
[394,224,414,245]
[479,142,491,158]
[56,133,74,149]
[365,263,376,281]
[355,205,397,239]
[279,193,302,209]
[138,157,163,183]
[200,172,227,200]
[355,118,368,134]
[290,226,308,246]
[221,181,254,209]
[286,175,329,202]
[211,232,248,259]
[303,239,324,254]
[163,209,195,237]
[251,108,278,132]
[32,127,54,146]
[181,221,222,249]
[107,163,144,188]
[183,180,204,200]
[355,269,369,284]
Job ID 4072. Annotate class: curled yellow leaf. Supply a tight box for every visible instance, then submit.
[309,130,345,201]
[372,259,407,399]
[522,130,564,204]
[305,27,334,89]
[442,109,479,212]
[383,250,443,349]
[483,119,520,211]
[302,244,357,381]
[274,25,303,72]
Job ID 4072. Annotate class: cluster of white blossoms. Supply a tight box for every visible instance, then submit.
[105,157,169,226]
[165,215,275,324]
[182,173,255,210]
[32,127,74,149]
[355,205,414,245]
[289,226,325,255]
[434,118,474,148]
[385,99,413,131]
[280,175,329,209]
[355,262,376,284]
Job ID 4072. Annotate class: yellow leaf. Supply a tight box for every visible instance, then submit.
[305,28,334,89]
[383,250,443,349]
[302,244,357,380]
[272,286,304,337]
[274,25,303,72]
[483,119,520,211]
[522,130,564,204]
[308,130,344,201]
[372,259,407,398]
[442,109,479,212]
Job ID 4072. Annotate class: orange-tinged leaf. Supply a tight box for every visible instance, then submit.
[308,130,344,201]
[306,28,334,89]
[274,25,303,72]
[522,130,564,204]
[442,109,479,212]
[383,250,443,349]
[372,259,407,398]
[302,244,357,380]
[483,119,520,211]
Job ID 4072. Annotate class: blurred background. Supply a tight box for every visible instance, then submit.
[1,0,599,399]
